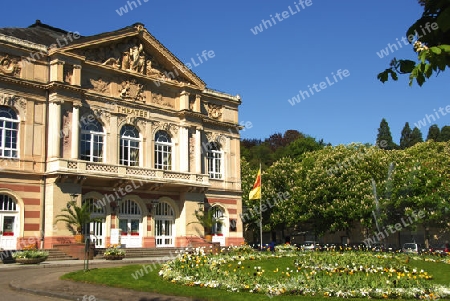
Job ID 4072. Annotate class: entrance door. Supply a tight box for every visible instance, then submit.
[88,220,105,248]
[118,199,142,248]
[155,219,174,247]
[0,195,19,250]
[83,198,106,248]
[154,202,175,247]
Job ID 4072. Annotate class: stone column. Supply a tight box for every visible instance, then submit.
[50,60,64,82]
[194,129,202,174]
[72,65,82,86]
[179,91,189,110]
[48,101,62,158]
[179,126,189,172]
[71,104,80,159]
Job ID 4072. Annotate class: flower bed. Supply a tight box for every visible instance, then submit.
[104,244,125,259]
[12,244,48,264]
[159,245,450,299]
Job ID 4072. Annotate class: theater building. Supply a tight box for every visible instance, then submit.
[0,20,244,250]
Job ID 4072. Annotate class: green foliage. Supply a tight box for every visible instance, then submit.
[378,1,450,86]
[241,140,450,238]
[55,201,101,234]
[241,130,326,170]
[188,207,224,235]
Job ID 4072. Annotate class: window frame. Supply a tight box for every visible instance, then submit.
[0,106,19,159]
[120,125,141,167]
[80,118,105,162]
[154,130,173,170]
[207,142,223,179]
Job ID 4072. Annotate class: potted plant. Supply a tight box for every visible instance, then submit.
[103,244,126,260]
[13,244,49,264]
[187,207,224,242]
[55,201,102,243]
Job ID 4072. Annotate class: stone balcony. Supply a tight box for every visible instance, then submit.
[46,158,210,188]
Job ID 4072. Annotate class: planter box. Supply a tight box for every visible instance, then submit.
[104,255,125,260]
[15,257,48,264]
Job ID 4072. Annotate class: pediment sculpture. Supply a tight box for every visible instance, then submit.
[75,38,181,82]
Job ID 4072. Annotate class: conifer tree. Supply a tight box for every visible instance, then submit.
[376,118,397,150]
[426,124,440,141]
[399,122,412,149]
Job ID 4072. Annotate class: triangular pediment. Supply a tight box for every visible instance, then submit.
[54,23,205,89]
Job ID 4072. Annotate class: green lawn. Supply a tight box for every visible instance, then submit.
[61,253,450,301]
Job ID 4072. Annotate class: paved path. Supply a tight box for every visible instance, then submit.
[1,258,199,301]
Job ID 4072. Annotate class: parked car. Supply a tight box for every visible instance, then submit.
[299,241,321,251]
[429,243,450,255]
[402,243,420,254]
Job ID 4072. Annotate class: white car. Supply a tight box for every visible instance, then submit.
[300,241,320,251]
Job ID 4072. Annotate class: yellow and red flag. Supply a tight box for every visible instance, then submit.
[249,168,261,200]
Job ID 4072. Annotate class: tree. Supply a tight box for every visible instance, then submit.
[400,122,412,149]
[55,202,101,242]
[377,0,450,86]
[426,124,440,141]
[376,118,397,150]
[410,127,424,146]
[439,125,450,141]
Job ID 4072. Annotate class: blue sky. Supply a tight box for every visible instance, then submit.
[2,0,448,146]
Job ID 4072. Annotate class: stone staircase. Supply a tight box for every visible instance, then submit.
[93,247,185,259]
[45,248,77,261]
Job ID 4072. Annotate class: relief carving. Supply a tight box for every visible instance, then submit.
[63,64,73,84]
[189,135,195,171]
[89,77,110,94]
[152,121,178,135]
[93,108,111,124]
[152,93,174,108]
[207,103,223,119]
[0,93,27,117]
[0,54,21,77]
[118,79,145,102]
[61,110,71,147]
[75,38,181,81]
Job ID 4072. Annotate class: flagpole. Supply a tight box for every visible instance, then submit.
[259,163,263,251]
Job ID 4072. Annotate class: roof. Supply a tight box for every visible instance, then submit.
[0,20,81,46]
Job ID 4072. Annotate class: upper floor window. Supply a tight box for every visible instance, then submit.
[154,130,172,170]
[0,107,19,158]
[120,125,140,166]
[207,142,222,179]
[80,118,104,162]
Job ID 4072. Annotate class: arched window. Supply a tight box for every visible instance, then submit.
[0,106,19,158]
[120,199,142,215]
[207,142,222,179]
[154,202,174,217]
[0,194,16,211]
[0,194,18,240]
[120,125,140,166]
[210,206,224,234]
[80,118,104,162]
[118,199,142,239]
[154,130,172,170]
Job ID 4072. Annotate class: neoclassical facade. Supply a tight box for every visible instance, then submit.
[0,20,244,250]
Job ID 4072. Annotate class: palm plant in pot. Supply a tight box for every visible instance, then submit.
[55,201,101,243]
[188,207,224,242]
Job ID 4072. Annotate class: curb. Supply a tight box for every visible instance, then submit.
[8,258,172,301]
[1,257,167,270]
